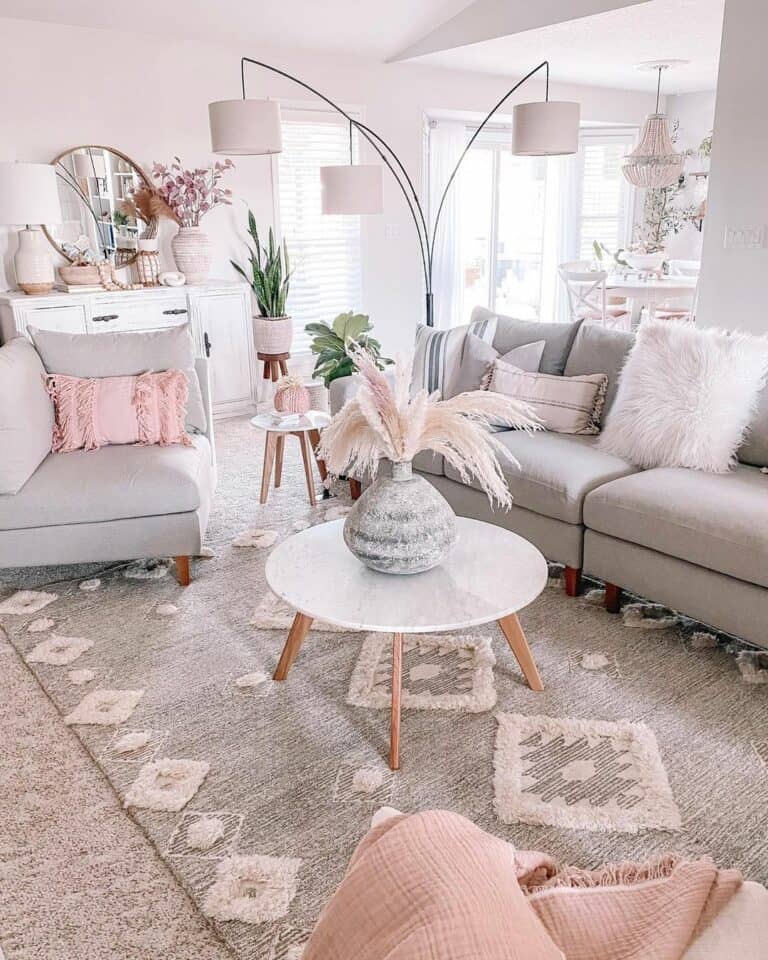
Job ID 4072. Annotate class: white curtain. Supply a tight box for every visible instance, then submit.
[428,119,467,329]
[540,154,579,323]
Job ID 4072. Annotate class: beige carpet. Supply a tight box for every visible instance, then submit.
[0,634,233,960]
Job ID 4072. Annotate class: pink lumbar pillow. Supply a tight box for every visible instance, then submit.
[45,370,193,453]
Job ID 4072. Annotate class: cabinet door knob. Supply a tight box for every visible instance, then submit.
[204,332,212,357]
[162,308,188,315]
[92,314,118,322]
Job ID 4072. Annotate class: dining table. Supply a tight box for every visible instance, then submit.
[604,274,698,326]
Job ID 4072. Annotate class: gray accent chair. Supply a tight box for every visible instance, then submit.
[331,310,768,648]
[0,357,216,586]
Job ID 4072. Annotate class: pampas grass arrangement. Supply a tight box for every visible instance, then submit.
[317,347,540,509]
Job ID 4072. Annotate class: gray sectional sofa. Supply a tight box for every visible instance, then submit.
[332,310,768,649]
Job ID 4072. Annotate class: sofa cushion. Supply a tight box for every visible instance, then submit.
[413,316,496,397]
[738,383,768,466]
[470,306,582,376]
[444,431,637,524]
[0,435,212,531]
[564,323,634,415]
[0,337,54,494]
[583,465,768,588]
[447,333,545,397]
[29,323,207,434]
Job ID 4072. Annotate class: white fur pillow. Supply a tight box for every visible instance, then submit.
[599,321,768,473]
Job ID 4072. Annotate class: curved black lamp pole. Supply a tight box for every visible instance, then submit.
[240,57,550,326]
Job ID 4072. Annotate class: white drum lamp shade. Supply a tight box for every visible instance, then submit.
[0,161,62,226]
[321,164,384,215]
[512,101,580,156]
[209,99,283,155]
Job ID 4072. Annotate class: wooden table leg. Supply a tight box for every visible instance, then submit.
[274,435,285,488]
[308,429,328,483]
[498,614,544,692]
[389,632,403,770]
[274,612,313,680]
[260,431,277,504]
[298,431,317,507]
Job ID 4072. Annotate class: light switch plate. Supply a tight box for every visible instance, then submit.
[724,225,766,249]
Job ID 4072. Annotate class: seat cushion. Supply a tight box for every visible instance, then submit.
[583,465,768,588]
[0,435,212,531]
[0,337,54,494]
[444,431,637,524]
[563,322,634,416]
[739,382,768,467]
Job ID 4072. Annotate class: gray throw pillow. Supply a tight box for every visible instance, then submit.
[470,306,582,376]
[448,333,545,397]
[29,323,206,433]
[0,337,54,494]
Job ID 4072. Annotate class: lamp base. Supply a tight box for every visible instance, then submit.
[15,227,55,296]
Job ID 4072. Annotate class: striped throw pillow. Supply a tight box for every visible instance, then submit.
[413,315,497,398]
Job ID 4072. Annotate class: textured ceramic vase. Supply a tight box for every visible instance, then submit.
[343,460,457,575]
[171,227,212,284]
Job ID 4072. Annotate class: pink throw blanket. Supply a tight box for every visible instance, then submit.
[304,811,741,960]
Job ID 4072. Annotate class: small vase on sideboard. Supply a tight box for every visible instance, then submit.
[171,227,212,284]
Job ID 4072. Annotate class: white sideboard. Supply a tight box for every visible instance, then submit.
[0,280,257,418]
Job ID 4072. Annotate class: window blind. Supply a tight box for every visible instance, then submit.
[277,114,362,354]
[577,135,634,260]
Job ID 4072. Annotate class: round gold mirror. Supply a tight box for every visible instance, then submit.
[44,145,158,267]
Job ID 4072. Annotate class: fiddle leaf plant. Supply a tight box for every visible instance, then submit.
[306,312,392,387]
[231,209,291,317]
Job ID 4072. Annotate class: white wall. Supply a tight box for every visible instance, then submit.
[697,0,767,333]
[0,16,659,354]
[664,90,716,262]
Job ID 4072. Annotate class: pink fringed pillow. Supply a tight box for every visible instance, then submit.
[45,370,193,453]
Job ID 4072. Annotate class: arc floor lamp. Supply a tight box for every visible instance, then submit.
[209,59,580,327]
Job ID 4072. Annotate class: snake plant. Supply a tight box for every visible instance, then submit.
[232,210,291,317]
[306,312,392,387]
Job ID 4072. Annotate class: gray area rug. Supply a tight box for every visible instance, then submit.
[1,416,767,960]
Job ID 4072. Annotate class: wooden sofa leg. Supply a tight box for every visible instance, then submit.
[605,583,622,614]
[564,566,582,597]
[174,556,191,587]
[349,479,362,501]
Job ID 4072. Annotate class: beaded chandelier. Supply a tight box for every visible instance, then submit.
[622,63,685,189]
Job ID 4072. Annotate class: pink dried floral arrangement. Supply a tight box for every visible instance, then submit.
[318,347,540,508]
[150,157,235,227]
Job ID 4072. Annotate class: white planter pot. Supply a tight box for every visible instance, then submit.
[171,227,212,284]
[252,315,293,355]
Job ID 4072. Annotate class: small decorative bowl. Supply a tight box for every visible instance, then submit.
[59,264,101,285]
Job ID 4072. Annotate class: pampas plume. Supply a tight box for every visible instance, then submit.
[317,348,540,509]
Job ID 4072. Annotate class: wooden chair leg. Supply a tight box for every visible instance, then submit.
[273,612,313,680]
[605,583,623,614]
[298,431,317,507]
[173,556,191,587]
[274,435,285,488]
[389,633,403,770]
[349,478,362,501]
[260,431,277,504]
[498,614,544,691]
[564,566,582,597]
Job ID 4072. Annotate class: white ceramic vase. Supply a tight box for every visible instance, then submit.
[171,227,212,284]
[15,228,55,295]
[252,315,293,355]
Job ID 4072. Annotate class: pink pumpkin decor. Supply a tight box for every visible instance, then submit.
[274,375,310,414]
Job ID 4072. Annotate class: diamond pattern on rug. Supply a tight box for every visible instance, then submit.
[68,668,96,686]
[124,758,210,812]
[251,591,346,633]
[0,590,58,615]
[347,633,496,713]
[26,634,93,666]
[64,689,144,726]
[270,924,312,960]
[494,713,681,834]
[751,741,768,767]
[203,854,302,925]
[333,757,394,805]
[233,528,279,549]
[569,651,621,678]
[28,617,55,633]
[101,728,168,764]
[167,811,243,860]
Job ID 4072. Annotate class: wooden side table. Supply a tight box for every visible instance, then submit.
[250,411,331,507]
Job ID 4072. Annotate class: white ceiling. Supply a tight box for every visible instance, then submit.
[0,0,723,92]
[399,0,725,93]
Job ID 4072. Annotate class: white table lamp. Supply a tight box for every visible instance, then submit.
[0,162,62,295]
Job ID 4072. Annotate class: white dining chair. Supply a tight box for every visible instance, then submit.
[558,261,630,328]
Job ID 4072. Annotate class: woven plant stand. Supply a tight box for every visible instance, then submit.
[258,352,290,383]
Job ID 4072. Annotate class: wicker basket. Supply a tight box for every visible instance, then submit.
[58,264,102,285]
[252,315,293,355]
[305,380,329,412]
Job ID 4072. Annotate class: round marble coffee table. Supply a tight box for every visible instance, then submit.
[265,517,548,769]
[250,410,331,507]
